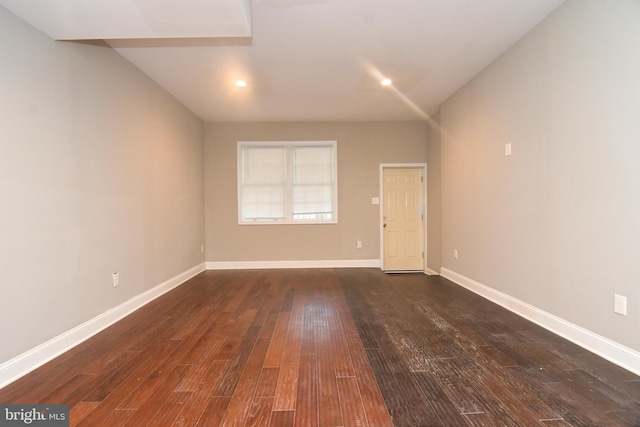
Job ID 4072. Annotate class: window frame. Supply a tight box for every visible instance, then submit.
[237,140,338,225]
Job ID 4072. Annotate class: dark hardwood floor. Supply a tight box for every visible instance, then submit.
[1,269,639,426]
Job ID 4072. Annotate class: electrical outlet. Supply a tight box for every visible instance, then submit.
[201,244,204,253]
[356,241,362,249]
[372,197,380,205]
[614,294,627,316]
[505,143,512,156]
[112,272,119,288]
[453,249,458,259]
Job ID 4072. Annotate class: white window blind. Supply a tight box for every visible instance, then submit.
[238,141,337,224]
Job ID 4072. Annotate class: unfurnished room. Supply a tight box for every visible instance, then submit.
[1,0,639,425]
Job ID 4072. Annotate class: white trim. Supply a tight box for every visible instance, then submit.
[425,268,440,276]
[206,259,380,270]
[0,263,206,389]
[440,267,640,376]
[379,163,428,273]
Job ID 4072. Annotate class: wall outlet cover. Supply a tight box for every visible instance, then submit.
[614,294,627,316]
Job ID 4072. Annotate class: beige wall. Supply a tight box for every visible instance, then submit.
[205,121,428,263]
[0,7,205,363]
[439,0,640,352]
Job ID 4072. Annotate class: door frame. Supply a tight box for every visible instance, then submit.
[379,163,428,273]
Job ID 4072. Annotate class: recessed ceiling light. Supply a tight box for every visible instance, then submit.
[380,78,392,86]
[235,80,247,87]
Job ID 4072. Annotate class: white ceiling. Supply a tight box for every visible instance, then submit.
[0,0,252,39]
[1,0,564,122]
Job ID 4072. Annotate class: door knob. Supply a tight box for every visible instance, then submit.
[383,223,387,228]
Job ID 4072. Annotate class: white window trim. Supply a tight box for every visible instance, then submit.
[237,140,338,225]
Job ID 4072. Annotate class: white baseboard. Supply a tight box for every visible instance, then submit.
[0,262,206,389]
[440,267,640,376]
[206,259,381,270]
[425,268,440,276]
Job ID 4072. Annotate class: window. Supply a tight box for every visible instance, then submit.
[238,141,338,224]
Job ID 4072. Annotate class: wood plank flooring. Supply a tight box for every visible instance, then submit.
[1,268,639,426]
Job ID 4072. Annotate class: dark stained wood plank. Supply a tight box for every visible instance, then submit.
[170,389,216,427]
[214,309,258,361]
[195,396,230,427]
[606,409,640,426]
[213,325,262,396]
[354,318,379,350]
[540,419,573,426]
[175,331,230,393]
[69,402,99,426]
[317,347,343,427]
[221,272,264,314]
[252,281,285,339]
[12,350,138,405]
[327,300,355,378]
[218,337,271,426]
[118,314,184,354]
[245,397,274,427]
[428,356,486,416]
[376,339,443,425]
[83,340,181,403]
[337,376,367,427]
[335,295,358,336]
[0,378,48,404]
[169,360,230,427]
[294,354,318,427]
[147,391,192,426]
[116,343,191,410]
[315,295,344,427]
[386,328,438,373]
[121,364,191,426]
[462,411,503,427]
[472,342,519,368]
[507,365,622,426]
[562,368,633,410]
[177,328,228,366]
[175,363,213,393]
[412,371,466,427]
[39,374,96,406]
[344,333,393,427]
[255,367,279,398]
[74,341,179,426]
[573,351,640,383]
[273,294,304,411]
[168,301,224,342]
[96,409,136,427]
[258,311,280,340]
[299,296,319,355]
[281,287,295,311]
[270,410,294,427]
[466,351,562,421]
[467,369,547,426]
[263,311,291,367]
[365,348,418,426]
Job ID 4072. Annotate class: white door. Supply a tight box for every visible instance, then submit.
[382,167,424,271]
